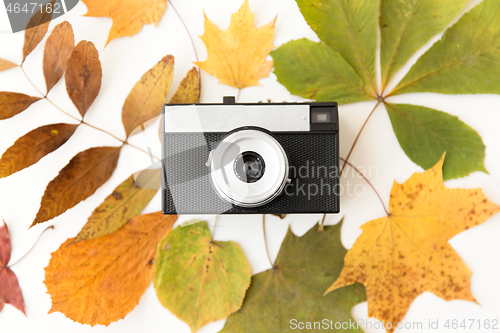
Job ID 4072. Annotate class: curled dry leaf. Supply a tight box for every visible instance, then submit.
[327,156,500,333]
[0,217,25,315]
[221,221,365,333]
[0,92,41,120]
[0,123,78,179]
[154,220,251,332]
[45,212,177,326]
[81,0,167,44]
[22,0,55,62]
[73,168,161,243]
[43,21,75,92]
[122,55,174,138]
[65,41,102,118]
[0,59,17,72]
[195,0,275,89]
[31,146,121,227]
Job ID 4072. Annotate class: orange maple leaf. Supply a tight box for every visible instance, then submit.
[327,155,500,332]
[195,0,275,89]
[81,0,166,44]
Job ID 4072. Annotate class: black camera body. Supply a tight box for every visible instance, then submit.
[161,99,339,215]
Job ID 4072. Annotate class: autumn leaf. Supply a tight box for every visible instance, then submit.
[22,0,55,62]
[391,0,500,96]
[0,123,78,179]
[0,59,16,72]
[220,220,365,333]
[380,0,467,89]
[154,220,251,332]
[326,156,500,332]
[295,0,380,93]
[122,55,174,138]
[385,103,487,180]
[65,41,102,118]
[43,21,75,92]
[0,217,25,315]
[0,92,41,120]
[31,146,121,227]
[159,67,201,140]
[195,0,275,89]
[168,67,200,104]
[81,0,167,44]
[45,212,177,326]
[73,169,161,243]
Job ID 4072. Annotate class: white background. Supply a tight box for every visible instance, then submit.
[0,0,500,332]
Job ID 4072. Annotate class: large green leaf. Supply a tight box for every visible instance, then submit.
[271,38,374,104]
[220,221,366,333]
[385,103,487,180]
[380,0,468,90]
[153,220,251,332]
[296,0,379,92]
[392,0,500,95]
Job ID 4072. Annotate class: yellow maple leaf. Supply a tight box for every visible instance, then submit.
[327,155,500,332]
[82,0,166,44]
[195,0,275,89]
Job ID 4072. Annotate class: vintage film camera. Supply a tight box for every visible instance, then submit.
[161,97,339,215]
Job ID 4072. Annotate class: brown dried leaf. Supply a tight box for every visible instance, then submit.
[45,212,177,326]
[122,55,174,138]
[65,41,102,118]
[0,92,41,120]
[31,146,121,227]
[43,21,75,92]
[0,59,17,72]
[0,123,78,179]
[23,0,55,62]
[73,169,161,243]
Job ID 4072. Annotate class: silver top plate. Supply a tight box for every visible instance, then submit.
[164,104,310,132]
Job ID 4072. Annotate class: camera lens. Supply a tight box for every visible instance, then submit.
[234,151,265,183]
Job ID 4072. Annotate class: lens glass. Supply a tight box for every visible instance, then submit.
[233,151,266,183]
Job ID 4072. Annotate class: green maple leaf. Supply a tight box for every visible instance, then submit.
[219,220,366,333]
[271,0,495,181]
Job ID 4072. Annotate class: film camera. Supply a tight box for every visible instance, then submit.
[161,97,339,215]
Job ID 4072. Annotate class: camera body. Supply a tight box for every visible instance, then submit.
[161,99,339,215]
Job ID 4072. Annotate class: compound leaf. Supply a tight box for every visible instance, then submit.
[43,21,75,92]
[31,146,121,227]
[122,55,174,138]
[327,156,500,332]
[81,0,167,44]
[195,0,275,89]
[0,92,41,120]
[73,169,161,243]
[380,0,468,89]
[0,59,16,72]
[296,0,379,92]
[220,221,365,333]
[271,38,373,104]
[0,123,78,179]
[45,212,177,326]
[154,220,251,332]
[0,217,25,315]
[65,41,102,118]
[392,0,500,95]
[385,103,487,180]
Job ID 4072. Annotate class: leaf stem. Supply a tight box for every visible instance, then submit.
[19,64,160,161]
[211,215,218,242]
[8,225,54,267]
[319,213,327,231]
[236,88,242,103]
[262,215,274,268]
[339,100,381,178]
[340,157,389,216]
